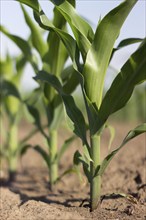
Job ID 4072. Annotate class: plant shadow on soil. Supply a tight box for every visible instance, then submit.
[3,168,88,208]
[1,123,146,219]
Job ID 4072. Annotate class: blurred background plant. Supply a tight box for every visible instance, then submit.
[0,52,28,181]
[0,2,78,189]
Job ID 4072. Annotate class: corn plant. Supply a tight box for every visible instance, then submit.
[0,53,36,180]
[2,0,145,209]
[1,1,78,189]
[15,0,146,210]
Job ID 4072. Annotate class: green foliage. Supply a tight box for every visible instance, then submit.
[23,0,145,211]
[0,26,32,60]
[1,0,145,211]
[21,4,47,57]
[1,0,78,187]
[0,54,32,179]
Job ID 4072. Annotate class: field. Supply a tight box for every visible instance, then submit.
[1,122,145,220]
[1,1,145,219]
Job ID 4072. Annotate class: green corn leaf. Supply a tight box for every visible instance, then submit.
[19,144,32,156]
[83,0,138,108]
[35,71,63,92]
[34,71,87,145]
[1,80,21,100]
[1,80,21,115]
[110,37,143,61]
[63,67,100,137]
[16,0,39,12]
[73,150,84,166]
[62,65,79,94]
[26,105,48,139]
[99,38,146,126]
[22,0,80,73]
[5,97,20,116]
[0,53,14,79]
[49,105,63,130]
[0,54,26,87]
[116,38,143,49]
[43,7,68,102]
[43,7,68,76]
[21,4,47,57]
[97,123,146,176]
[57,135,75,162]
[12,55,27,86]
[34,145,50,168]
[0,25,32,60]
[73,150,91,182]
[83,144,93,163]
[16,0,80,74]
[55,167,77,183]
[0,25,38,72]
[50,0,94,60]
[16,55,27,75]
[61,65,76,81]
[36,8,80,70]
[44,31,68,78]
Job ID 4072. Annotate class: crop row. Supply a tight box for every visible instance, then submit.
[0,0,146,211]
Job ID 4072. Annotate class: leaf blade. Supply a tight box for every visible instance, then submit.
[50,0,94,60]
[83,0,138,108]
[34,71,88,145]
[99,39,146,125]
[21,4,47,57]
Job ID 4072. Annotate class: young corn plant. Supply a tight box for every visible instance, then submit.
[21,4,79,189]
[18,0,146,210]
[0,53,37,181]
[1,1,78,189]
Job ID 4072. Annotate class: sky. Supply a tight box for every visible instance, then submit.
[0,0,146,90]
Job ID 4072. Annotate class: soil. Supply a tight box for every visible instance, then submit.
[0,122,146,220]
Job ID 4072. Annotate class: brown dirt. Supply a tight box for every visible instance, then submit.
[0,122,146,220]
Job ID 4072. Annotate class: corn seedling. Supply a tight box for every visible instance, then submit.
[1,0,145,210]
[1,1,78,189]
[0,53,39,180]
[15,0,146,211]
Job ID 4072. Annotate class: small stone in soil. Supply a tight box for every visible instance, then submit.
[124,205,135,215]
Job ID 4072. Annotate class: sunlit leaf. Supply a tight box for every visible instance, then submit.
[16,0,39,12]
[50,0,94,60]
[99,39,146,126]
[83,0,138,108]
[21,4,47,57]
